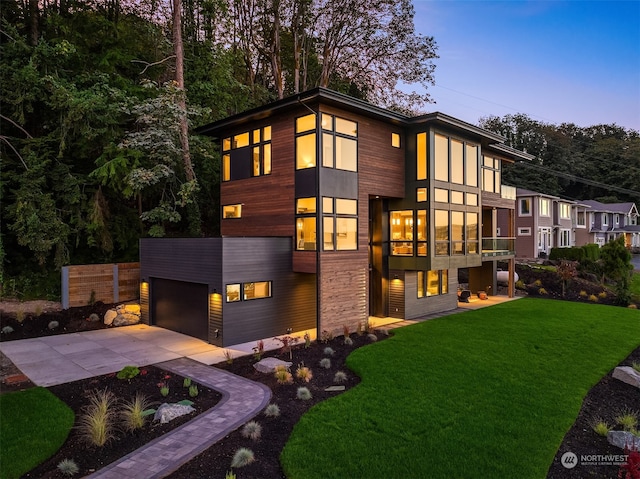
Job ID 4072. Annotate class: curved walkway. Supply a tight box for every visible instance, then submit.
[88,357,271,479]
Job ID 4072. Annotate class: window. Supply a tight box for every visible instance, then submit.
[390,210,413,256]
[433,133,478,186]
[223,204,242,219]
[417,270,448,298]
[244,281,271,300]
[296,197,316,214]
[417,132,427,180]
[559,229,571,247]
[465,144,478,187]
[577,211,586,226]
[222,125,272,181]
[323,198,358,251]
[520,198,531,216]
[391,133,401,148]
[296,133,316,169]
[518,227,532,236]
[417,188,427,202]
[417,210,427,256]
[602,214,608,226]
[321,114,357,171]
[226,282,272,302]
[434,133,449,182]
[451,191,464,205]
[296,195,317,250]
[466,193,478,206]
[482,156,501,194]
[434,188,448,203]
[467,212,479,254]
[539,198,550,216]
[559,203,571,219]
[451,211,464,255]
[435,210,449,256]
[615,214,620,225]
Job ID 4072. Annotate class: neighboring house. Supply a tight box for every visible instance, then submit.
[505,188,576,259]
[139,88,533,347]
[576,200,640,248]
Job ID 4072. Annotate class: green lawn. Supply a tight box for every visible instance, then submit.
[0,387,74,479]
[281,298,640,479]
[631,271,640,301]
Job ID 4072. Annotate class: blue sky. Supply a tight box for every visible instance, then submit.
[412,0,640,130]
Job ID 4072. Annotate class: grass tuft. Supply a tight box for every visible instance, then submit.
[231,448,255,468]
[615,409,638,432]
[296,387,312,400]
[295,365,313,383]
[319,358,331,369]
[264,403,281,417]
[333,371,348,383]
[275,368,293,385]
[590,418,612,437]
[120,393,152,432]
[323,347,335,356]
[344,336,353,346]
[57,458,79,476]
[241,421,262,440]
[76,388,119,447]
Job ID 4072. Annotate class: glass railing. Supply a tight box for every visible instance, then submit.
[482,237,515,256]
[501,185,516,200]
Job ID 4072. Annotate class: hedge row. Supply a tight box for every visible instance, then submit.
[549,244,600,262]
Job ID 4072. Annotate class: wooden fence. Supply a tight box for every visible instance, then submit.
[61,263,140,309]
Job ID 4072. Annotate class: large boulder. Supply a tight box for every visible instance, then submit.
[612,366,640,389]
[103,309,118,326]
[112,312,140,327]
[253,357,292,374]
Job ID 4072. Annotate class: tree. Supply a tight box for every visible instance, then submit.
[600,236,633,305]
[557,260,578,298]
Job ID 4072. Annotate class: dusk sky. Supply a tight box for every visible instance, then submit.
[412,0,640,131]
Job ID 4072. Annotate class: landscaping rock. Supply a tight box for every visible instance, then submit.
[88,313,100,322]
[607,430,640,450]
[112,312,140,327]
[612,366,640,388]
[124,304,141,314]
[154,403,196,424]
[324,385,345,392]
[104,309,118,326]
[253,357,292,374]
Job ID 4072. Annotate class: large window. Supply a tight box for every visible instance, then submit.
[559,203,571,219]
[323,197,358,251]
[539,198,550,216]
[417,270,448,298]
[225,281,272,302]
[435,210,449,255]
[431,133,478,186]
[222,126,272,181]
[417,132,427,180]
[576,211,586,226]
[296,196,317,250]
[321,113,357,171]
[559,229,571,247]
[482,156,501,194]
[390,210,413,256]
[296,114,316,169]
[434,133,449,182]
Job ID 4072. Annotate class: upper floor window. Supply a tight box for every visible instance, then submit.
[323,197,358,251]
[434,133,479,185]
[602,214,608,226]
[482,156,501,194]
[614,214,620,225]
[391,133,401,148]
[296,114,317,169]
[559,203,571,219]
[519,198,531,216]
[417,188,427,202]
[222,126,272,181]
[576,211,586,226]
[296,195,316,250]
[390,210,414,256]
[223,204,242,219]
[321,113,357,172]
[417,132,427,180]
[539,198,550,216]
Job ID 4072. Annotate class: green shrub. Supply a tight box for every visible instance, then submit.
[598,291,607,299]
[116,366,140,380]
[231,448,255,468]
[538,288,548,295]
[534,279,542,287]
[264,403,281,417]
[189,385,199,397]
[57,458,79,476]
[160,384,170,396]
[515,280,525,290]
[76,389,118,447]
[615,410,638,431]
[582,243,600,261]
[183,377,192,388]
[590,418,611,437]
[297,387,312,400]
[334,371,348,383]
[319,358,331,369]
[295,365,313,383]
[549,247,585,262]
[121,393,152,431]
[241,421,262,440]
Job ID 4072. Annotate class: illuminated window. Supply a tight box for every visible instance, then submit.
[466,193,478,206]
[434,188,448,203]
[466,144,478,187]
[296,133,316,169]
[296,114,316,133]
[321,114,357,171]
[417,270,448,298]
[223,204,242,219]
[434,133,449,182]
[392,133,401,148]
[296,197,316,214]
[244,281,271,300]
[323,198,358,251]
[222,154,230,182]
[323,217,334,250]
[222,126,271,181]
[223,138,231,151]
[451,211,464,255]
[435,210,449,256]
[226,284,240,302]
[233,132,249,148]
[451,139,464,184]
[519,198,531,216]
[417,188,427,202]
[482,156,501,194]
[451,191,464,205]
[323,197,333,213]
[296,217,316,250]
[539,198,550,216]
[417,132,427,180]
[467,212,479,254]
[335,117,357,136]
[390,210,413,256]
[417,210,427,256]
[560,203,571,219]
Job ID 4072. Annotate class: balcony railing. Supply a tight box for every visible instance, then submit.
[482,237,515,256]
[501,185,516,200]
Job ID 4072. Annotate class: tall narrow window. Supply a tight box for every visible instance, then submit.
[222,154,230,182]
[296,217,316,250]
[392,133,401,148]
[296,133,316,169]
[466,212,479,254]
[390,211,413,256]
[434,134,449,182]
[435,210,449,255]
[417,210,427,256]
[417,132,427,180]
[450,139,464,184]
[451,211,465,255]
[465,144,478,187]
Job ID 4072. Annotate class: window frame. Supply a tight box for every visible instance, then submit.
[519,198,532,216]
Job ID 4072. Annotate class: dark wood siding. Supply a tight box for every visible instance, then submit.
[222,237,316,345]
[388,269,405,319]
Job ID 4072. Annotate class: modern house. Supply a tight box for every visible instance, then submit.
[503,188,577,258]
[139,88,533,346]
[576,200,640,249]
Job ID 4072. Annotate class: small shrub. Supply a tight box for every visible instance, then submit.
[344,336,353,346]
[319,358,331,369]
[579,290,588,297]
[297,387,312,400]
[223,349,234,364]
[515,280,525,290]
[304,331,311,348]
[615,410,638,431]
[189,384,199,397]
[48,320,59,330]
[225,471,237,479]
[534,279,542,287]
[183,377,192,388]
[619,449,640,479]
[628,304,638,309]
[320,330,333,343]
[241,421,262,440]
[632,361,640,373]
[323,347,335,356]
[159,383,170,397]
[57,458,79,476]
[35,305,43,317]
[598,291,607,299]
[121,393,152,431]
[15,309,25,323]
[89,313,100,322]
[367,333,378,342]
[295,365,313,383]
[334,371,348,383]
[274,368,293,385]
[231,448,255,468]
[264,403,281,417]
[76,389,118,447]
[538,288,548,295]
[253,340,265,361]
[589,294,599,302]
[116,366,140,380]
[2,325,14,334]
[590,418,612,437]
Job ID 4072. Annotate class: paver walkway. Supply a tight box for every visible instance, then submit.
[87,357,271,479]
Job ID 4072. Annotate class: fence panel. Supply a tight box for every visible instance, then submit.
[61,263,140,309]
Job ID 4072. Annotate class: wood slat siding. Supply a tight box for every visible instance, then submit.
[292,251,316,273]
[222,237,316,345]
[221,114,297,238]
[403,270,458,319]
[63,263,140,308]
[482,191,515,209]
[209,293,223,347]
[319,256,367,335]
[388,270,405,319]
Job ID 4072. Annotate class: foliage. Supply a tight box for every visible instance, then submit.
[296,387,312,400]
[323,347,334,356]
[601,237,634,305]
[230,448,255,468]
[0,387,74,479]
[253,340,265,361]
[319,358,331,369]
[556,260,578,298]
[590,418,612,437]
[241,421,262,441]
[223,349,233,364]
[264,403,281,418]
[618,448,640,479]
[189,384,199,397]
[116,365,140,380]
[274,367,294,385]
[76,388,118,447]
[48,320,59,330]
[304,332,312,348]
[275,335,299,360]
[56,458,79,476]
[159,384,170,397]
[615,410,639,432]
[120,393,153,431]
[295,365,313,383]
[281,298,640,479]
[183,377,192,388]
[333,371,348,383]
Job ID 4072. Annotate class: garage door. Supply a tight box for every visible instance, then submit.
[152,279,208,342]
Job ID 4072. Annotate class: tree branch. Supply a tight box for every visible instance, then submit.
[131,56,177,75]
[1,114,33,138]
[1,136,29,170]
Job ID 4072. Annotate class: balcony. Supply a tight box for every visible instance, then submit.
[482,237,515,257]
[501,185,516,200]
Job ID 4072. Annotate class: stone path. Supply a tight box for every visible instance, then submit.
[87,358,271,479]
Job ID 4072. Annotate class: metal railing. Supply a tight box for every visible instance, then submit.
[482,237,515,256]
